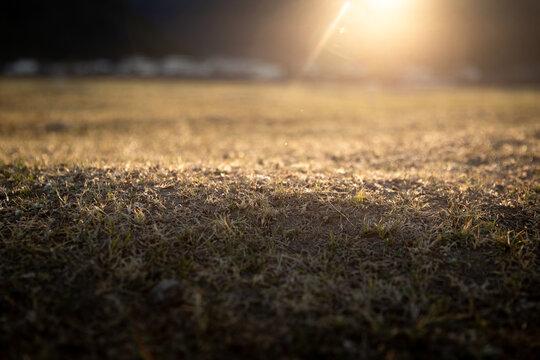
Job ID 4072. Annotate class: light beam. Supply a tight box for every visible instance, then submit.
[301,1,352,76]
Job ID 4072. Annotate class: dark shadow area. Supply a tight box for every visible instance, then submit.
[1,164,538,359]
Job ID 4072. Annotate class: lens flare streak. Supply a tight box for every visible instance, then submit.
[301,1,351,76]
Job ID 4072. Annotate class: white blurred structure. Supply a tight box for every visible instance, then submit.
[160,55,212,77]
[117,56,160,76]
[5,57,532,84]
[205,57,284,80]
[74,59,114,76]
[401,66,443,87]
[9,55,285,80]
[3,59,40,76]
[453,65,482,83]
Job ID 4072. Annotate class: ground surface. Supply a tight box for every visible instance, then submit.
[0,79,539,359]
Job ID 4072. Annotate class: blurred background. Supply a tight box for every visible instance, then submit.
[1,0,540,84]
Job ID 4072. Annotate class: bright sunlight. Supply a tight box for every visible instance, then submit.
[364,0,407,12]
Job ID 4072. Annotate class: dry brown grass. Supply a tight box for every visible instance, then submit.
[0,79,539,359]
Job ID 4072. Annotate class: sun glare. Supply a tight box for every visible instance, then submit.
[365,0,406,12]
[302,0,416,77]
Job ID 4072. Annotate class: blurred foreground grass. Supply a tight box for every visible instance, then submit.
[0,79,539,359]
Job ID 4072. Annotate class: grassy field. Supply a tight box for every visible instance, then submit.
[0,79,539,359]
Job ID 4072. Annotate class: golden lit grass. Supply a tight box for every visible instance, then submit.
[0,79,539,359]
